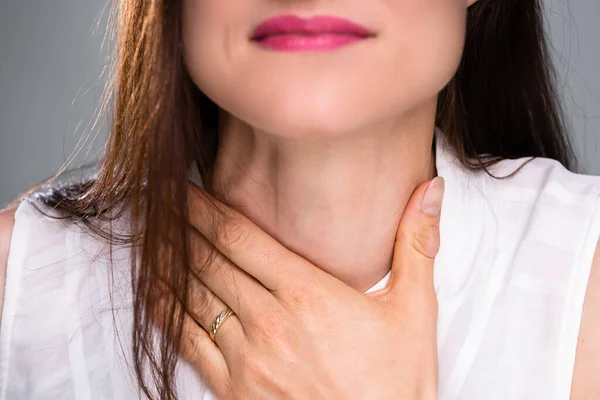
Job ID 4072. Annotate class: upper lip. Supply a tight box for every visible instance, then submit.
[250,14,375,40]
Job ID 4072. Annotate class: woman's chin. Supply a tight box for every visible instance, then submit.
[238,98,378,139]
[251,112,374,140]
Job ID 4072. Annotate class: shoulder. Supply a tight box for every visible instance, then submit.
[484,156,600,248]
[499,158,600,398]
[571,238,600,398]
[0,199,65,327]
[486,155,600,200]
[0,205,17,327]
[481,155,600,249]
[0,196,127,326]
[0,198,138,397]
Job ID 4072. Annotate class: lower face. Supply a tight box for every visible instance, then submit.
[181,1,469,138]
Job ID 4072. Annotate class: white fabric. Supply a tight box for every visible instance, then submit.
[1,127,599,399]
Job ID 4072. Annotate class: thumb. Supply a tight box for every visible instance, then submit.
[388,176,445,292]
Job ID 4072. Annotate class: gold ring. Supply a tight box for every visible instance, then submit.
[209,306,235,342]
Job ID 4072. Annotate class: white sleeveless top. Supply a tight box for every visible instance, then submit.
[2,128,600,399]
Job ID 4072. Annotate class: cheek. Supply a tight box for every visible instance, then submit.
[379,0,467,102]
[182,1,250,99]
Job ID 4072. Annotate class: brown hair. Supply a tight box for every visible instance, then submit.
[9,0,577,398]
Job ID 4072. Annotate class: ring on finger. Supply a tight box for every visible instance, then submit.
[209,307,236,342]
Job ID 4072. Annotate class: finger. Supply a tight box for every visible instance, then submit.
[185,272,246,356]
[189,226,271,324]
[388,176,445,292]
[186,184,317,293]
[149,282,232,397]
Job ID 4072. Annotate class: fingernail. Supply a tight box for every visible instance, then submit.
[421,176,445,216]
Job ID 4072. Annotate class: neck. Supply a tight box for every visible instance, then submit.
[207,101,438,292]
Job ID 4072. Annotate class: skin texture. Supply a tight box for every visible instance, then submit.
[181,0,477,292]
[152,177,445,399]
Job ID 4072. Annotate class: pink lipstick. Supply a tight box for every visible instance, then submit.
[250,14,375,52]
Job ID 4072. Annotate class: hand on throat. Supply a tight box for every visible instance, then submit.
[207,108,438,293]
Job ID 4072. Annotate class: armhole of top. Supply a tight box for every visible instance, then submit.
[559,186,600,399]
[0,199,34,397]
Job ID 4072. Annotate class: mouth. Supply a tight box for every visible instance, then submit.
[250,14,376,51]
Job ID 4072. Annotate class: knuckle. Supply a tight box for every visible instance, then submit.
[254,310,288,340]
[206,248,229,276]
[286,280,327,315]
[287,282,311,306]
[189,280,216,317]
[180,327,203,359]
[219,215,249,250]
[409,218,440,258]
[191,243,218,279]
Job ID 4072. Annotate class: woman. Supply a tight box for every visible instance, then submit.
[1,0,599,398]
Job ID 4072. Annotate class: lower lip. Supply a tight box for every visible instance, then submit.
[253,33,367,52]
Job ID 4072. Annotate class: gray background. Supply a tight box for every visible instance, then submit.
[0,0,599,207]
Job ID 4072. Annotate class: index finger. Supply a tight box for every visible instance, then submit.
[186,183,316,293]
